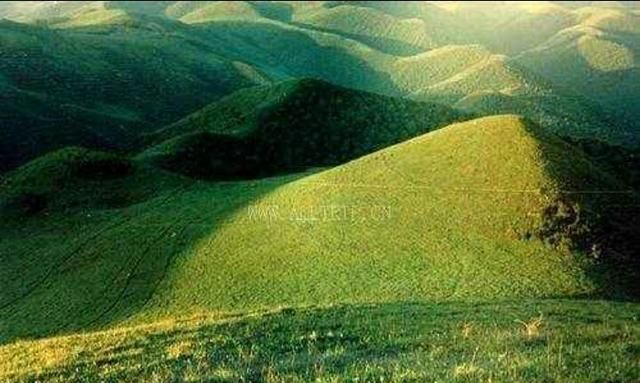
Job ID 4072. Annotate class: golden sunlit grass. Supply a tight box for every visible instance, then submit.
[516,313,545,339]
[2,301,637,382]
[165,340,195,359]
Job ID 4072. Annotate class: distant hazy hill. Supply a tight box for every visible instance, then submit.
[0,17,265,171]
[294,4,436,55]
[515,11,640,141]
[1,0,639,172]
[141,79,467,178]
[394,46,628,144]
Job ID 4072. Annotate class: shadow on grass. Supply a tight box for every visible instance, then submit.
[0,171,311,344]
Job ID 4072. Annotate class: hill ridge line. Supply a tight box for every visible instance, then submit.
[289,181,635,194]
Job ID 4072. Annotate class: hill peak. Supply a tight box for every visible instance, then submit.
[142,78,467,179]
[317,114,633,254]
[142,114,636,315]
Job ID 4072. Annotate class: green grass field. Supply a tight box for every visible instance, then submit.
[1,300,638,382]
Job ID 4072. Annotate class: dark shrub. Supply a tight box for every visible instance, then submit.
[18,193,48,215]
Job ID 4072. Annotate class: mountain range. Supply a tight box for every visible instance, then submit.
[1,1,640,171]
[1,2,639,382]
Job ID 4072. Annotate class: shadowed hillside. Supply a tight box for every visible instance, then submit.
[141,79,467,179]
[0,147,188,215]
[0,18,261,172]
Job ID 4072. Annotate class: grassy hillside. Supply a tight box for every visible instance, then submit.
[0,1,95,23]
[142,115,634,320]
[392,45,494,93]
[0,1,294,26]
[142,79,467,178]
[515,20,640,144]
[2,115,636,345]
[412,55,536,103]
[0,147,187,215]
[397,51,626,144]
[2,300,639,382]
[176,1,262,24]
[187,18,396,93]
[294,4,435,56]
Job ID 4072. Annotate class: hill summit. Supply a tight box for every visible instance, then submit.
[141,115,637,318]
[142,79,467,178]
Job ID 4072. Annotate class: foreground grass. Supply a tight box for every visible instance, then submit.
[1,300,638,382]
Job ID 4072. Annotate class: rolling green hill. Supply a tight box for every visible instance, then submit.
[0,1,294,26]
[0,1,95,23]
[187,18,396,93]
[318,1,577,55]
[392,44,494,93]
[173,1,262,24]
[397,50,627,144]
[3,1,640,174]
[0,18,263,172]
[515,18,640,143]
[142,115,635,319]
[294,4,435,56]
[142,79,467,178]
[428,2,575,54]
[1,115,636,345]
